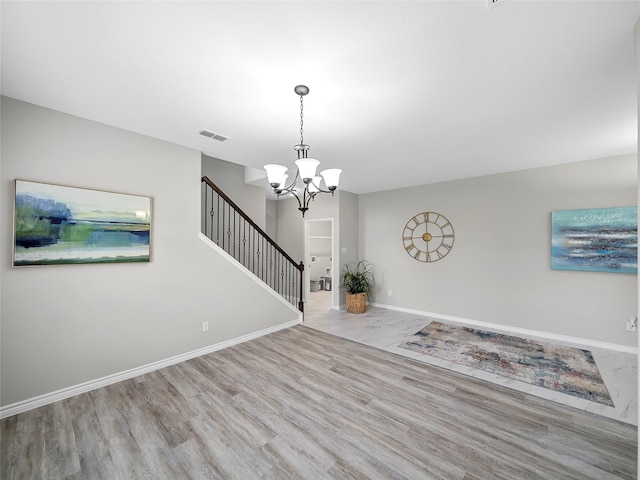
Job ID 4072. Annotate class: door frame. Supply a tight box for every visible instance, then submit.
[304,217,334,303]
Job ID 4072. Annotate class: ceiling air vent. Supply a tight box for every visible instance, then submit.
[487,0,508,8]
[199,129,228,142]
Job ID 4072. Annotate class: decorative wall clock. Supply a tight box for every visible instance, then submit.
[402,211,455,262]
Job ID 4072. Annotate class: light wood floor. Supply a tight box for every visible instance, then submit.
[304,291,639,426]
[1,326,637,479]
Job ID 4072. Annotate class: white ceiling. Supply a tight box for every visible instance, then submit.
[2,1,639,195]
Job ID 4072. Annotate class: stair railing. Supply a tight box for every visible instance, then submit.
[201,176,304,312]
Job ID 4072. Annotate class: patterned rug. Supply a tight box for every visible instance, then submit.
[399,321,614,406]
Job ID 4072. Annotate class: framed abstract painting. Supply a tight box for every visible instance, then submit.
[13,180,151,266]
[551,206,637,274]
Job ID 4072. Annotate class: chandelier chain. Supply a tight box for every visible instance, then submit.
[299,94,304,145]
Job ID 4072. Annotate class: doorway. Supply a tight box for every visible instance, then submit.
[304,218,334,309]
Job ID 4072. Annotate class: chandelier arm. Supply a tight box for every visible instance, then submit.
[277,168,300,194]
[302,187,315,212]
[293,186,310,216]
[306,191,317,210]
[290,190,304,211]
[308,179,336,195]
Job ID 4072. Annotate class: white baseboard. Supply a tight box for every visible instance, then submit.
[370,302,639,355]
[0,319,300,419]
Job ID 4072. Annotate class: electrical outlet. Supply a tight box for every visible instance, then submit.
[626,316,637,332]
[202,321,209,332]
[388,290,393,297]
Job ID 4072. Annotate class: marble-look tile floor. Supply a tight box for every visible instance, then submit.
[303,291,638,426]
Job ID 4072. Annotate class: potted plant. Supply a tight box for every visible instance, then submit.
[340,259,375,314]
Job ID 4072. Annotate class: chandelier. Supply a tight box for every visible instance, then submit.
[264,85,342,217]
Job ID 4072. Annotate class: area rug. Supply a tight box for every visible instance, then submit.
[399,321,614,406]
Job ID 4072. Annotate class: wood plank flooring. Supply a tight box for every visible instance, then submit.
[1,326,637,479]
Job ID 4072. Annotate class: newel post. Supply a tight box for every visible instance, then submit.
[298,261,305,313]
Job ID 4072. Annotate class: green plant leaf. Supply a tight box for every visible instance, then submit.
[339,259,375,296]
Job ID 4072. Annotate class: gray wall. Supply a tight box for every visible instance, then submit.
[266,199,277,240]
[274,197,307,264]
[359,154,637,347]
[338,191,360,306]
[201,154,267,230]
[1,97,298,407]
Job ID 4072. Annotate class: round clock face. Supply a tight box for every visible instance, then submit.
[402,212,455,262]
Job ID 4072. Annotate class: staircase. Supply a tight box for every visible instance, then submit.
[201,176,304,312]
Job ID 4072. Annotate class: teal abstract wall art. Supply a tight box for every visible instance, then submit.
[551,206,637,274]
[13,180,151,266]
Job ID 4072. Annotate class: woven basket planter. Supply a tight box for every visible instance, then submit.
[346,292,367,314]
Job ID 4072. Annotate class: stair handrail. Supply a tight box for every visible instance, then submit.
[201,176,305,312]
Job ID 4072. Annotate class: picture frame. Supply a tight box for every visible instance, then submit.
[551,206,637,274]
[13,179,152,266]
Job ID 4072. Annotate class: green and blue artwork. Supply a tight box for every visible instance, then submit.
[13,180,151,266]
[551,206,637,274]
